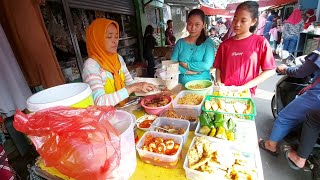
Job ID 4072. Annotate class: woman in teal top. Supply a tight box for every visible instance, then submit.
[171,9,215,85]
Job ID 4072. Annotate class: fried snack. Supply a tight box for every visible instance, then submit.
[187,136,257,180]
[177,94,203,105]
[163,109,197,122]
[188,84,205,89]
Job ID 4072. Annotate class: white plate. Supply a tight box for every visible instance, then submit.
[135,90,161,97]
[136,114,158,131]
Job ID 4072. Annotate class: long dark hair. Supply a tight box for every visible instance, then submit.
[236,1,259,33]
[187,9,207,46]
[144,25,154,38]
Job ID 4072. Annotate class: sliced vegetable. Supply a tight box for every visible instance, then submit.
[214,113,224,127]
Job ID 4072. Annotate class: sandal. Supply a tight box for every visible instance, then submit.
[282,145,311,171]
[258,139,279,156]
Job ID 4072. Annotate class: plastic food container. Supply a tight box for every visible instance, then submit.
[109,110,137,179]
[136,131,183,169]
[160,108,199,130]
[183,136,256,180]
[185,80,213,95]
[150,117,190,144]
[202,96,256,120]
[194,118,257,153]
[172,90,206,116]
[212,86,251,98]
[141,95,173,116]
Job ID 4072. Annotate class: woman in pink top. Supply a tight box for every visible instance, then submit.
[269,22,278,51]
[256,11,267,35]
[213,1,276,95]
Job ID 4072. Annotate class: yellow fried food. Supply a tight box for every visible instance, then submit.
[177,94,203,105]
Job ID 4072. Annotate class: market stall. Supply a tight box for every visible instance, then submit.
[19,66,264,179]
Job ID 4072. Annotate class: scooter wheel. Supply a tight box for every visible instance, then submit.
[271,95,277,119]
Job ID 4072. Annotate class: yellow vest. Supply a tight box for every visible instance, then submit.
[104,70,125,94]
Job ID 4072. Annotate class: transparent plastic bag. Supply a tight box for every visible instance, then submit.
[14,106,120,180]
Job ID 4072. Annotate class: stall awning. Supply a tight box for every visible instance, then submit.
[200,6,233,16]
[226,0,298,10]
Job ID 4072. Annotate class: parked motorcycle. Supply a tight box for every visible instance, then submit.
[270,50,320,176]
[271,52,309,119]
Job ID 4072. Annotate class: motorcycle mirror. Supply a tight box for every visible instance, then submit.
[279,50,290,59]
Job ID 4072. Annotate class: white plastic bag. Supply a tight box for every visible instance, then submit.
[276,42,283,55]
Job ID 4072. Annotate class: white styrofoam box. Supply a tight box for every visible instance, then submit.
[183,136,256,180]
[194,118,257,153]
[160,108,199,131]
[172,90,207,116]
[150,117,190,144]
[136,131,183,169]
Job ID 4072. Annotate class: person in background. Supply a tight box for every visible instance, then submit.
[214,1,276,96]
[259,49,320,170]
[282,9,304,54]
[83,18,157,106]
[171,9,215,85]
[269,22,278,52]
[276,18,283,45]
[143,25,157,77]
[221,19,235,41]
[208,27,218,39]
[304,9,316,29]
[263,10,277,42]
[256,11,267,36]
[216,20,228,38]
[165,20,176,46]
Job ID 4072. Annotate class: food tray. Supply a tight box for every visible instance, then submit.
[136,131,183,169]
[202,96,256,120]
[194,118,257,153]
[183,136,257,180]
[212,86,251,98]
[160,108,199,130]
[172,90,206,116]
[150,117,190,144]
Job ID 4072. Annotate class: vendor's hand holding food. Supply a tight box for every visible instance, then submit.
[126,82,158,94]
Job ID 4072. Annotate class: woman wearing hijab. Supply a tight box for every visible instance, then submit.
[304,9,316,29]
[282,9,304,54]
[83,19,157,106]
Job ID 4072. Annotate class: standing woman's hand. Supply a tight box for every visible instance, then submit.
[179,62,188,69]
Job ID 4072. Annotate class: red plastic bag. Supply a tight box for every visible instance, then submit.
[14,106,120,180]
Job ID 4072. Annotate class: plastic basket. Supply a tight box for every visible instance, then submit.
[202,96,256,120]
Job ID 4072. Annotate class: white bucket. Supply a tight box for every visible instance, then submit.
[109,110,137,180]
[26,83,93,112]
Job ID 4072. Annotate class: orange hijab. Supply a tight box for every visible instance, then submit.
[86,18,126,106]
